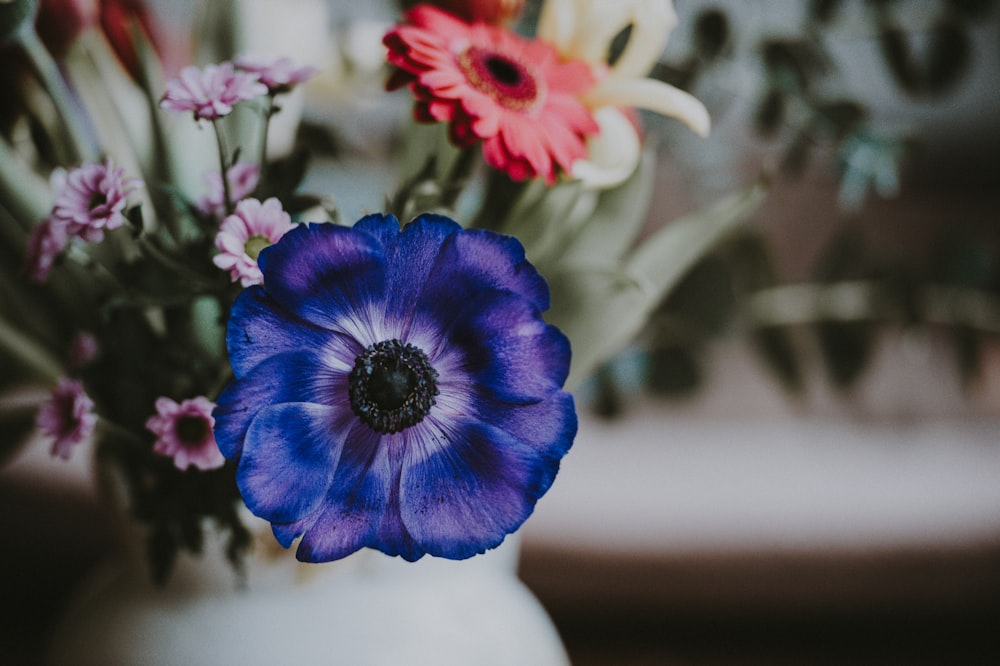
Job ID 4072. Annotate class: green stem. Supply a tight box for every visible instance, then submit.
[212,120,233,217]
[258,95,274,186]
[0,316,63,383]
[137,236,214,286]
[471,168,530,232]
[95,415,147,448]
[440,146,478,210]
[0,138,54,230]
[17,25,97,163]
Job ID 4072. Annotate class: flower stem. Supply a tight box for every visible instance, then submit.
[212,119,233,217]
[0,316,63,384]
[0,138,53,230]
[137,236,214,287]
[258,95,274,186]
[17,25,97,163]
[440,147,478,209]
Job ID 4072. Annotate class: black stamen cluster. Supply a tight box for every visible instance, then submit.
[349,339,439,434]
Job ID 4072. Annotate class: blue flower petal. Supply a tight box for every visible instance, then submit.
[473,391,577,497]
[257,222,388,343]
[238,402,348,523]
[399,418,546,559]
[359,214,463,332]
[444,290,571,403]
[294,424,397,562]
[226,286,358,379]
[416,227,550,327]
[213,349,346,459]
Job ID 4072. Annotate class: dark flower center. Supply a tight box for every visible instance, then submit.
[349,339,439,434]
[175,415,209,446]
[88,192,107,211]
[457,46,541,111]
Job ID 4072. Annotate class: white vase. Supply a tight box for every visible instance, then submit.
[46,519,569,666]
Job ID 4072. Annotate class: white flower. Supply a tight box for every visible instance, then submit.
[539,0,709,137]
[539,0,710,188]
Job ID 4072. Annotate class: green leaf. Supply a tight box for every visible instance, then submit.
[0,0,37,45]
[926,17,970,95]
[751,326,804,393]
[549,180,766,388]
[501,178,586,268]
[815,321,874,389]
[646,344,702,396]
[694,9,730,61]
[754,89,786,137]
[878,25,921,95]
[558,147,657,268]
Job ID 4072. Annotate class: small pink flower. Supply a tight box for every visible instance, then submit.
[50,158,141,243]
[234,54,316,93]
[37,378,97,460]
[24,218,69,283]
[68,332,100,371]
[145,396,225,471]
[213,197,294,287]
[196,161,260,220]
[160,62,268,121]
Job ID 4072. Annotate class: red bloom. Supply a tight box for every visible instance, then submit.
[384,4,598,184]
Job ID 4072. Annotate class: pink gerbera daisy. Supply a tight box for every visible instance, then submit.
[213,197,294,287]
[145,396,225,471]
[50,158,141,243]
[36,378,97,460]
[196,161,260,220]
[160,62,267,121]
[384,4,599,184]
[234,54,317,93]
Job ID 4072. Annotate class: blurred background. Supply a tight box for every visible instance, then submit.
[3,0,1000,663]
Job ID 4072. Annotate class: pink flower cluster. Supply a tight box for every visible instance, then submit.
[197,161,260,220]
[234,54,317,94]
[25,158,141,282]
[160,55,316,121]
[160,62,267,121]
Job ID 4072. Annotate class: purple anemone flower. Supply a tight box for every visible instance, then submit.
[213,214,576,562]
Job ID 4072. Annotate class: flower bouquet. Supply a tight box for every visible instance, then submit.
[0,0,761,591]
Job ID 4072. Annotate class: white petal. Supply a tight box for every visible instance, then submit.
[612,0,678,79]
[571,107,642,190]
[586,76,710,137]
[537,0,578,55]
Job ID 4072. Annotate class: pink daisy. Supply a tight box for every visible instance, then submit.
[145,396,225,471]
[384,4,599,184]
[213,197,294,287]
[36,378,97,460]
[234,54,317,93]
[196,161,260,220]
[160,62,267,121]
[24,218,69,283]
[50,158,141,243]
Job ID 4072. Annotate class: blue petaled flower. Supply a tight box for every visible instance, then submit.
[213,214,576,562]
